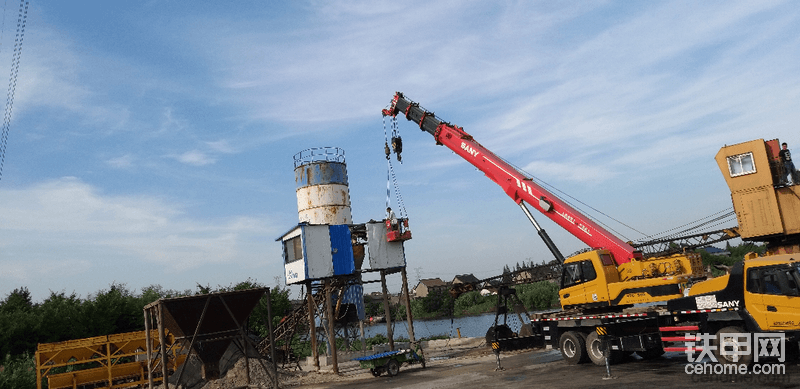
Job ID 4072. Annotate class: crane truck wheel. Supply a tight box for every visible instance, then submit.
[585,331,624,365]
[559,331,589,364]
[585,331,611,366]
[714,326,753,366]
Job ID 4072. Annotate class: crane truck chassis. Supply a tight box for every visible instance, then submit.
[382,92,800,368]
[505,252,800,367]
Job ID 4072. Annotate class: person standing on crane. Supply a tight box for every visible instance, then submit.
[779,142,796,185]
[386,207,398,231]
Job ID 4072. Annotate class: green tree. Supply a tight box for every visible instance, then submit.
[363,295,383,318]
[38,291,87,344]
[0,287,33,314]
[453,290,497,316]
[0,352,35,389]
[516,281,559,310]
[0,288,39,357]
[83,283,143,336]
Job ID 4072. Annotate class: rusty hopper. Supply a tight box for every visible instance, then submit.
[145,288,268,381]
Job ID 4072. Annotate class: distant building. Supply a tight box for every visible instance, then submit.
[478,279,501,296]
[411,278,447,299]
[365,291,384,305]
[513,271,532,283]
[450,274,480,285]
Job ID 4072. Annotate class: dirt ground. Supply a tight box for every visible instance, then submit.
[174,338,800,389]
[278,344,800,389]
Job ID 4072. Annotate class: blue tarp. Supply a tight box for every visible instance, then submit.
[354,350,407,362]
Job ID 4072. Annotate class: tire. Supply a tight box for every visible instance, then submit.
[713,326,753,366]
[559,331,589,364]
[370,368,380,377]
[585,331,624,365]
[585,331,607,366]
[385,359,400,377]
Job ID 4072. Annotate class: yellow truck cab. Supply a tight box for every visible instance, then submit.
[683,253,800,331]
[666,253,800,363]
[742,254,800,331]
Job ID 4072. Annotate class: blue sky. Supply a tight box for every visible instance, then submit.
[2,1,799,302]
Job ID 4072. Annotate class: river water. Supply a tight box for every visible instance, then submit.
[359,312,530,340]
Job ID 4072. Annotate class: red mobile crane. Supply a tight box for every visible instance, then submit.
[383,93,800,367]
[383,92,704,309]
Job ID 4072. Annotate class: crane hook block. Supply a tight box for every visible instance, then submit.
[392,136,403,162]
[386,218,412,242]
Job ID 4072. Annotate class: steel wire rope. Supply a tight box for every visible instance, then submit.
[0,0,26,181]
[508,156,738,244]
[504,157,645,241]
[382,115,409,218]
[634,208,736,242]
[653,212,736,240]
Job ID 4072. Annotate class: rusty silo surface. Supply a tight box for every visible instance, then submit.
[294,147,352,225]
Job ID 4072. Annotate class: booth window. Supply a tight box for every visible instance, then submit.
[727,152,756,177]
[284,235,303,264]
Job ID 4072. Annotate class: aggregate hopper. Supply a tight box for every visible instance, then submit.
[147,288,268,380]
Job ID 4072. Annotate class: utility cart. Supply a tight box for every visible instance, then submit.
[354,347,425,377]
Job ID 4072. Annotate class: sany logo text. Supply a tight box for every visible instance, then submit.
[460,142,479,158]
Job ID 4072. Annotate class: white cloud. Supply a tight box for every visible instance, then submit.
[175,150,215,166]
[106,154,135,169]
[0,178,277,294]
[206,139,237,154]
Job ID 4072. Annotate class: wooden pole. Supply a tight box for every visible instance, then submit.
[359,319,367,355]
[400,267,416,343]
[401,267,424,360]
[35,351,42,389]
[157,305,169,389]
[380,270,395,351]
[144,308,153,389]
[306,281,319,371]
[325,280,339,374]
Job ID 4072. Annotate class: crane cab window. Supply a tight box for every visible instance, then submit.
[747,266,800,296]
[727,152,756,177]
[561,260,598,289]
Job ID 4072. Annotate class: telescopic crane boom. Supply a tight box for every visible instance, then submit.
[383,92,705,309]
[382,92,639,265]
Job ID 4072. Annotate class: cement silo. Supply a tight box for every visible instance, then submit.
[293,147,352,225]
